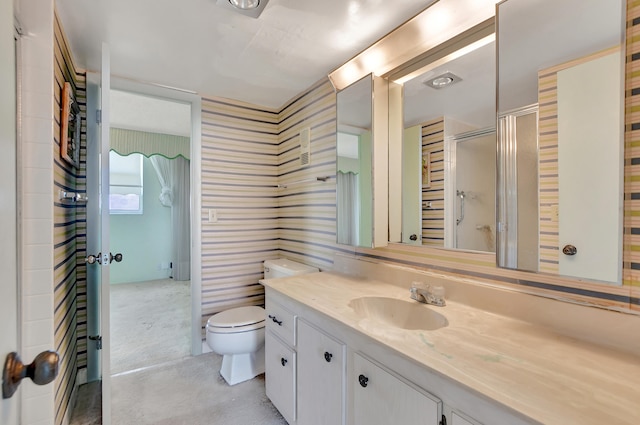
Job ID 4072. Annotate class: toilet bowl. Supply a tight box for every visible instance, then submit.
[206,258,319,385]
[206,305,266,385]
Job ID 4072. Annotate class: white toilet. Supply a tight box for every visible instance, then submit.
[206,258,319,385]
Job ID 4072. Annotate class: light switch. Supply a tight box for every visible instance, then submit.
[208,209,218,223]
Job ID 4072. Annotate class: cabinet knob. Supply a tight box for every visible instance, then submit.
[268,314,283,326]
[280,357,288,367]
[358,374,369,388]
[409,234,418,241]
[324,352,333,363]
[562,244,577,256]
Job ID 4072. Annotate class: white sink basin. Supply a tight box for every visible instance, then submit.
[348,296,448,331]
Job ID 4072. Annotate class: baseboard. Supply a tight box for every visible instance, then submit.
[77,368,88,386]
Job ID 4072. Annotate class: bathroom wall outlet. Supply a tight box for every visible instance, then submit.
[208,209,218,223]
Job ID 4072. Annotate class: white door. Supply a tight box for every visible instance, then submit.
[0,6,18,422]
[86,43,112,423]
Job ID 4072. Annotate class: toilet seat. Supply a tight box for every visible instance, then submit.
[206,306,265,334]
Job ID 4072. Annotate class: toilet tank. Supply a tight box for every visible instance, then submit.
[264,258,319,279]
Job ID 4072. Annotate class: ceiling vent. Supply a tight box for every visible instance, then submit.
[300,128,311,166]
[215,0,270,18]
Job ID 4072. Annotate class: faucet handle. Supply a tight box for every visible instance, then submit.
[428,285,446,306]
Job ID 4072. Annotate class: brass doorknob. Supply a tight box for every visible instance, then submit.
[2,351,59,399]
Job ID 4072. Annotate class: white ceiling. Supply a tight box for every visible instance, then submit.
[110,90,192,136]
[55,0,434,109]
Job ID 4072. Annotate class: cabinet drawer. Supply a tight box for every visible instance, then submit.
[265,298,296,346]
[265,332,296,424]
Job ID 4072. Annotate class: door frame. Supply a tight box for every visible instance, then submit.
[109,77,203,357]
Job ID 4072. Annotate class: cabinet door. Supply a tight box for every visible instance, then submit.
[353,353,441,425]
[265,331,296,424]
[297,320,346,425]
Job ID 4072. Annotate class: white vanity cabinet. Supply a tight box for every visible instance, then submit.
[265,298,297,424]
[296,319,346,425]
[264,289,490,425]
[352,352,442,425]
[265,332,296,424]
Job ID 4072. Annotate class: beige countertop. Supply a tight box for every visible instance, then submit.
[262,271,640,425]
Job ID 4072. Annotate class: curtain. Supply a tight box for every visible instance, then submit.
[111,128,190,159]
[171,157,191,281]
[150,155,191,281]
[337,171,359,245]
[150,156,173,207]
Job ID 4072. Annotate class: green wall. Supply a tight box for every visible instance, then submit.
[110,156,172,284]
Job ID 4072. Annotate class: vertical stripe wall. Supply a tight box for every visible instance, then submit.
[53,11,87,425]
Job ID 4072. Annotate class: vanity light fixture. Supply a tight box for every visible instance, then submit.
[215,0,269,18]
[423,72,462,89]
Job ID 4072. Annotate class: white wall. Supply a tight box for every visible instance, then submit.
[109,156,172,284]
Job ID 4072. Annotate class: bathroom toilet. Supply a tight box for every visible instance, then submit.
[206,258,319,385]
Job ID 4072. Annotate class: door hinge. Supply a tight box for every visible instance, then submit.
[96,109,102,124]
[89,335,102,350]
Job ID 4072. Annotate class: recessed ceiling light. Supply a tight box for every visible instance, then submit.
[423,72,462,89]
[229,0,259,10]
[216,0,269,18]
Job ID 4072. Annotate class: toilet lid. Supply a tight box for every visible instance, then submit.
[207,306,265,328]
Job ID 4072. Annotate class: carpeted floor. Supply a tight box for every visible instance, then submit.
[110,279,191,375]
[70,353,286,425]
[70,280,285,425]
[111,353,286,425]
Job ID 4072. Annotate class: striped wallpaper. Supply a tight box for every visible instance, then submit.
[53,11,87,425]
[421,118,445,246]
[537,67,560,275]
[276,80,339,268]
[625,0,640,310]
[200,18,638,329]
[537,47,622,275]
[199,97,280,332]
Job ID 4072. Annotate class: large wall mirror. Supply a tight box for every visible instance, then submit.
[336,74,389,248]
[496,0,626,285]
[392,25,496,253]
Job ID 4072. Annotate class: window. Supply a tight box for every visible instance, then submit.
[109,152,144,214]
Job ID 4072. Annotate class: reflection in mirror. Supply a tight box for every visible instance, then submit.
[398,39,496,252]
[336,75,373,247]
[497,0,625,284]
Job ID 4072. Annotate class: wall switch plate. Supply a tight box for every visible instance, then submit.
[208,209,218,223]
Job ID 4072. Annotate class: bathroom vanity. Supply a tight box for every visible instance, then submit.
[260,258,640,425]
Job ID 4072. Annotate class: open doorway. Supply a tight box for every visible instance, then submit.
[108,90,192,374]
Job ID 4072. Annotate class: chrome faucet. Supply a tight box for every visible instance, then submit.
[410,282,446,307]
